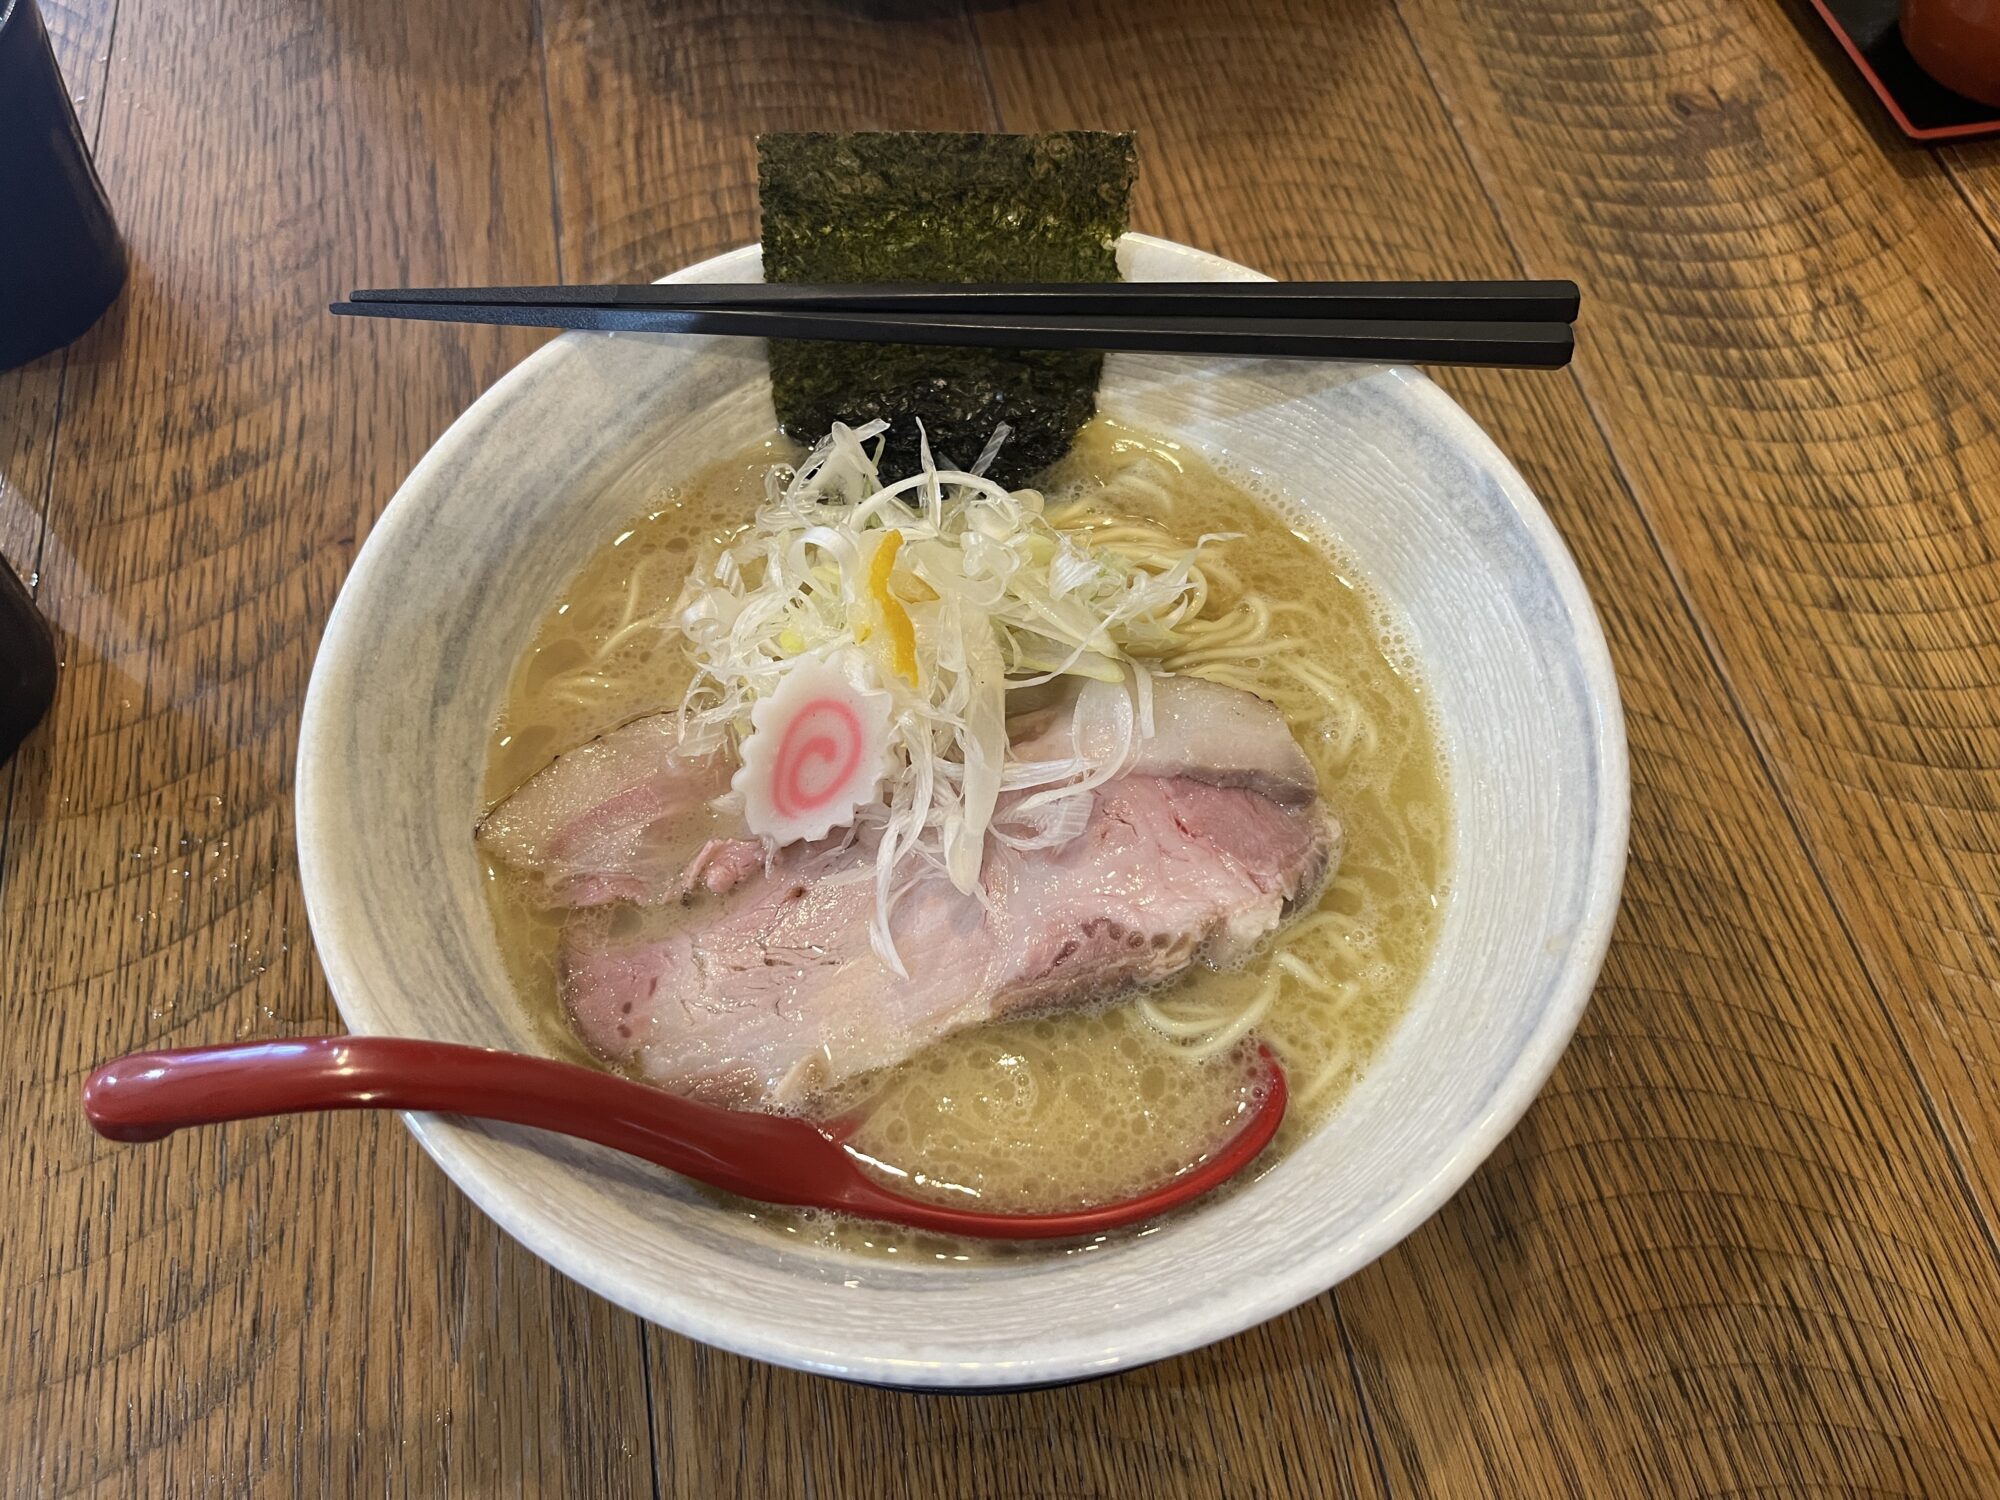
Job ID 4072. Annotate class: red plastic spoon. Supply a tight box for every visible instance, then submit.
[83,1036,1286,1240]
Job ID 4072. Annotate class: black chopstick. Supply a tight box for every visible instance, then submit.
[331,299,1574,370]
[346,279,1580,324]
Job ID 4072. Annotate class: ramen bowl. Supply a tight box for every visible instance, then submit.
[297,234,1628,1389]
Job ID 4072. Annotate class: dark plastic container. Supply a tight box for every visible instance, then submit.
[0,0,126,370]
[1,555,56,764]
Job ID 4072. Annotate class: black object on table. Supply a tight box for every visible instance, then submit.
[0,0,127,370]
[0,555,57,765]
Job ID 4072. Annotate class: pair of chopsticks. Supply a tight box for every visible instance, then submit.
[330,280,1579,369]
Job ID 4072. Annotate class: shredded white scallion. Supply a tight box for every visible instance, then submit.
[671,422,1233,970]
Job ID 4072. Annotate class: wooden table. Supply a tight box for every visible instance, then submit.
[6,0,2000,1492]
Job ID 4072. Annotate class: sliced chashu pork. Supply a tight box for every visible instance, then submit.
[497,676,1340,1106]
[1008,675,1321,808]
[476,715,735,907]
[565,774,1334,1105]
[480,676,1323,913]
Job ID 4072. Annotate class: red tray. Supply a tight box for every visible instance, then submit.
[1803,0,2000,141]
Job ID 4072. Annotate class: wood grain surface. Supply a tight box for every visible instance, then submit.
[4,0,1999,1494]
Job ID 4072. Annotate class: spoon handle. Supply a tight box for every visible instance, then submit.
[81,1035,854,1205]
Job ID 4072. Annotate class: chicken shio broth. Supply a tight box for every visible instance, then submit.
[481,420,1450,1247]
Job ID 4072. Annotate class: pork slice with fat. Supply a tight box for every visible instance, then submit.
[480,675,1317,912]
[564,772,1338,1107]
[475,714,732,908]
[1007,675,1319,805]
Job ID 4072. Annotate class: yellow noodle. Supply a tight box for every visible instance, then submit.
[1298,1043,1357,1110]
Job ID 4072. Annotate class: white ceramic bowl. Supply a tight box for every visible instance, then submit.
[298,235,1627,1388]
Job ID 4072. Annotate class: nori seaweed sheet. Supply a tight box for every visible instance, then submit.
[758,131,1135,489]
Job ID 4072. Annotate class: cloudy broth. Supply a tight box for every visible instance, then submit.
[481,419,1450,1257]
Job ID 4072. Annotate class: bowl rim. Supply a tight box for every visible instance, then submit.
[298,233,1629,1387]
